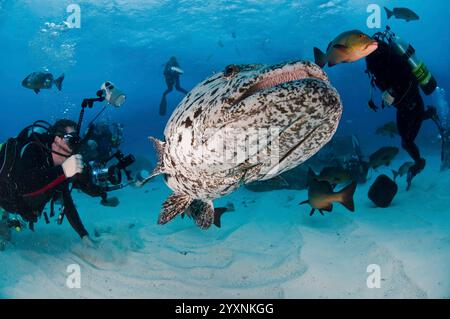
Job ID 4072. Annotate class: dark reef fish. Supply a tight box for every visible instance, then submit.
[22,71,64,94]
[392,161,414,180]
[308,166,352,187]
[384,7,419,22]
[300,177,357,216]
[375,121,398,138]
[141,60,343,229]
[369,147,399,169]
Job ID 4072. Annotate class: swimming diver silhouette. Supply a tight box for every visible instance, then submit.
[159,56,189,116]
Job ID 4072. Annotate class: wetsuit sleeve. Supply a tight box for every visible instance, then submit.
[62,188,88,238]
[16,143,66,194]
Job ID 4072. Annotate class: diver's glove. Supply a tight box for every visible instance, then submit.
[62,154,84,178]
[81,235,98,248]
[382,91,395,106]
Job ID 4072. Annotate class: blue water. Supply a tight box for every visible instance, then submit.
[1,0,449,157]
[1,0,449,298]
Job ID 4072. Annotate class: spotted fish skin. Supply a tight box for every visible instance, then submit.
[149,60,343,228]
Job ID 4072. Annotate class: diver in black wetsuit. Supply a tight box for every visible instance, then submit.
[0,119,96,245]
[159,56,189,116]
[366,39,437,190]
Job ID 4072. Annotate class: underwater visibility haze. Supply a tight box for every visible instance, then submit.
[0,0,449,299]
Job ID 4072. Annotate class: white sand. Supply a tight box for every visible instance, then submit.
[0,155,449,299]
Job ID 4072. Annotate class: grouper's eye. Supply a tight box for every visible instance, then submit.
[224,64,240,77]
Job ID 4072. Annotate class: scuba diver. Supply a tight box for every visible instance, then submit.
[0,119,118,245]
[0,119,94,244]
[365,26,439,190]
[159,56,189,116]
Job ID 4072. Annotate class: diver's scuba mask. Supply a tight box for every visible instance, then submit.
[101,81,126,108]
[58,132,81,151]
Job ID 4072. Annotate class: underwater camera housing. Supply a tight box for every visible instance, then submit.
[75,83,131,191]
[87,150,135,191]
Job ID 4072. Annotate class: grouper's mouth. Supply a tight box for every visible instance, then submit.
[231,61,329,106]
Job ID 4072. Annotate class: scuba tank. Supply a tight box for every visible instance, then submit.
[384,27,437,95]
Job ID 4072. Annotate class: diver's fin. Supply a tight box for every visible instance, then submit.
[34,89,40,94]
[406,170,413,191]
[54,74,64,91]
[158,193,192,225]
[313,47,327,68]
[338,181,357,212]
[213,207,228,228]
[384,7,394,19]
[192,200,215,230]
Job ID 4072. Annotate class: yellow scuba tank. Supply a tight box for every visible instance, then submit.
[389,34,437,95]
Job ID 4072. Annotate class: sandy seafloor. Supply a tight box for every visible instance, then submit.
[0,154,449,299]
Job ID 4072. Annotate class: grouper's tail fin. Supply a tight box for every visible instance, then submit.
[136,137,166,187]
[313,47,327,68]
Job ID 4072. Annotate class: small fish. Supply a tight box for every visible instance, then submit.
[384,7,419,22]
[308,166,352,186]
[231,31,236,39]
[392,161,414,180]
[313,30,378,68]
[375,121,398,138]
[369,147,399,169]
[300,177,357,216]
[218,40,224,48]
[22,72,64,94]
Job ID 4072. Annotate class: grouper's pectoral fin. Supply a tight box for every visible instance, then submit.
[158,193,193,225]
[189,200,215,230]
[137,137,166,187]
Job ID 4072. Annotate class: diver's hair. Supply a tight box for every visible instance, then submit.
[50,119,77,136]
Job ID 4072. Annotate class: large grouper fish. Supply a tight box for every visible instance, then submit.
[143,61,343,229]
